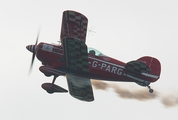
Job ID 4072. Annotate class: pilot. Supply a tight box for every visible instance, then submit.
[89,50,95,55]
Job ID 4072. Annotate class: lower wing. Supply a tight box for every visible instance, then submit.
[66,74,94,102]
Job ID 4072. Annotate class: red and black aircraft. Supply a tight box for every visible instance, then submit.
[26,10,161,102]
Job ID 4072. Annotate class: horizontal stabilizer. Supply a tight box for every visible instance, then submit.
[125,61,151,74]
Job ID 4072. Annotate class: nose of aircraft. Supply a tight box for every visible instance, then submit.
[26,45,36,53]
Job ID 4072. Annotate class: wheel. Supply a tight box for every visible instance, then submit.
[47,90,54,94]
[44,73,52,77]
[149,89,154,93]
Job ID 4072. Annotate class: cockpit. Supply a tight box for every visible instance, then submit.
[88,47,104,56]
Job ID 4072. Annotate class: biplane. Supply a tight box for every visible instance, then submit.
[26,10,161,102]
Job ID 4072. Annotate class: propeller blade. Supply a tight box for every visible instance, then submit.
[28,29,40,74]
[29,50,36,74]
[35,29,40,46]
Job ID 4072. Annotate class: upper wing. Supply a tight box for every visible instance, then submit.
[66,74,94,102]
[60,10,88,43]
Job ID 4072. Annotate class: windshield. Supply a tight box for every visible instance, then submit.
[88,47,104,56]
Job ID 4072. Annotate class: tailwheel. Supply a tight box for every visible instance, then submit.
[147,85,154,93]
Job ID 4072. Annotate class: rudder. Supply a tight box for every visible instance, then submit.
[137,56,161,80]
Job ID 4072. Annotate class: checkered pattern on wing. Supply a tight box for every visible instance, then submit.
[66,75,94,101]
[69,84,93,100]
[60,11,88,43]
[125,61,151,73]
[72,86,94,101]
[64,37,89,73]
[74,40,89,72]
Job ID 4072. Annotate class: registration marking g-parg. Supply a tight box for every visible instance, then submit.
[89,57,124,76]
[89,56,124,68]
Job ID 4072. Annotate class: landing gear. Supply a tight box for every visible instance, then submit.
[135,82,154,93]
[52,75,57,84]
[147,85,154,93]
[41,75,68,93]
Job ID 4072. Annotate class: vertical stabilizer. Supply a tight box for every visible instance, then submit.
[137,56,161,80]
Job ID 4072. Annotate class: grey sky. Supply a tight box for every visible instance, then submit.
[0,0,178,120]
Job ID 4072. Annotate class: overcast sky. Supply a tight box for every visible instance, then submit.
[0,0,178,120]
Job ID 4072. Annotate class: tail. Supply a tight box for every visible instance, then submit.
[137,56,161,81]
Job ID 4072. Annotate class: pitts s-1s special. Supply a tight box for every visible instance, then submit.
[26,10,161,102]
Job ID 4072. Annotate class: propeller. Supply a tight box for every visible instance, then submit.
[27,29,40,74]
